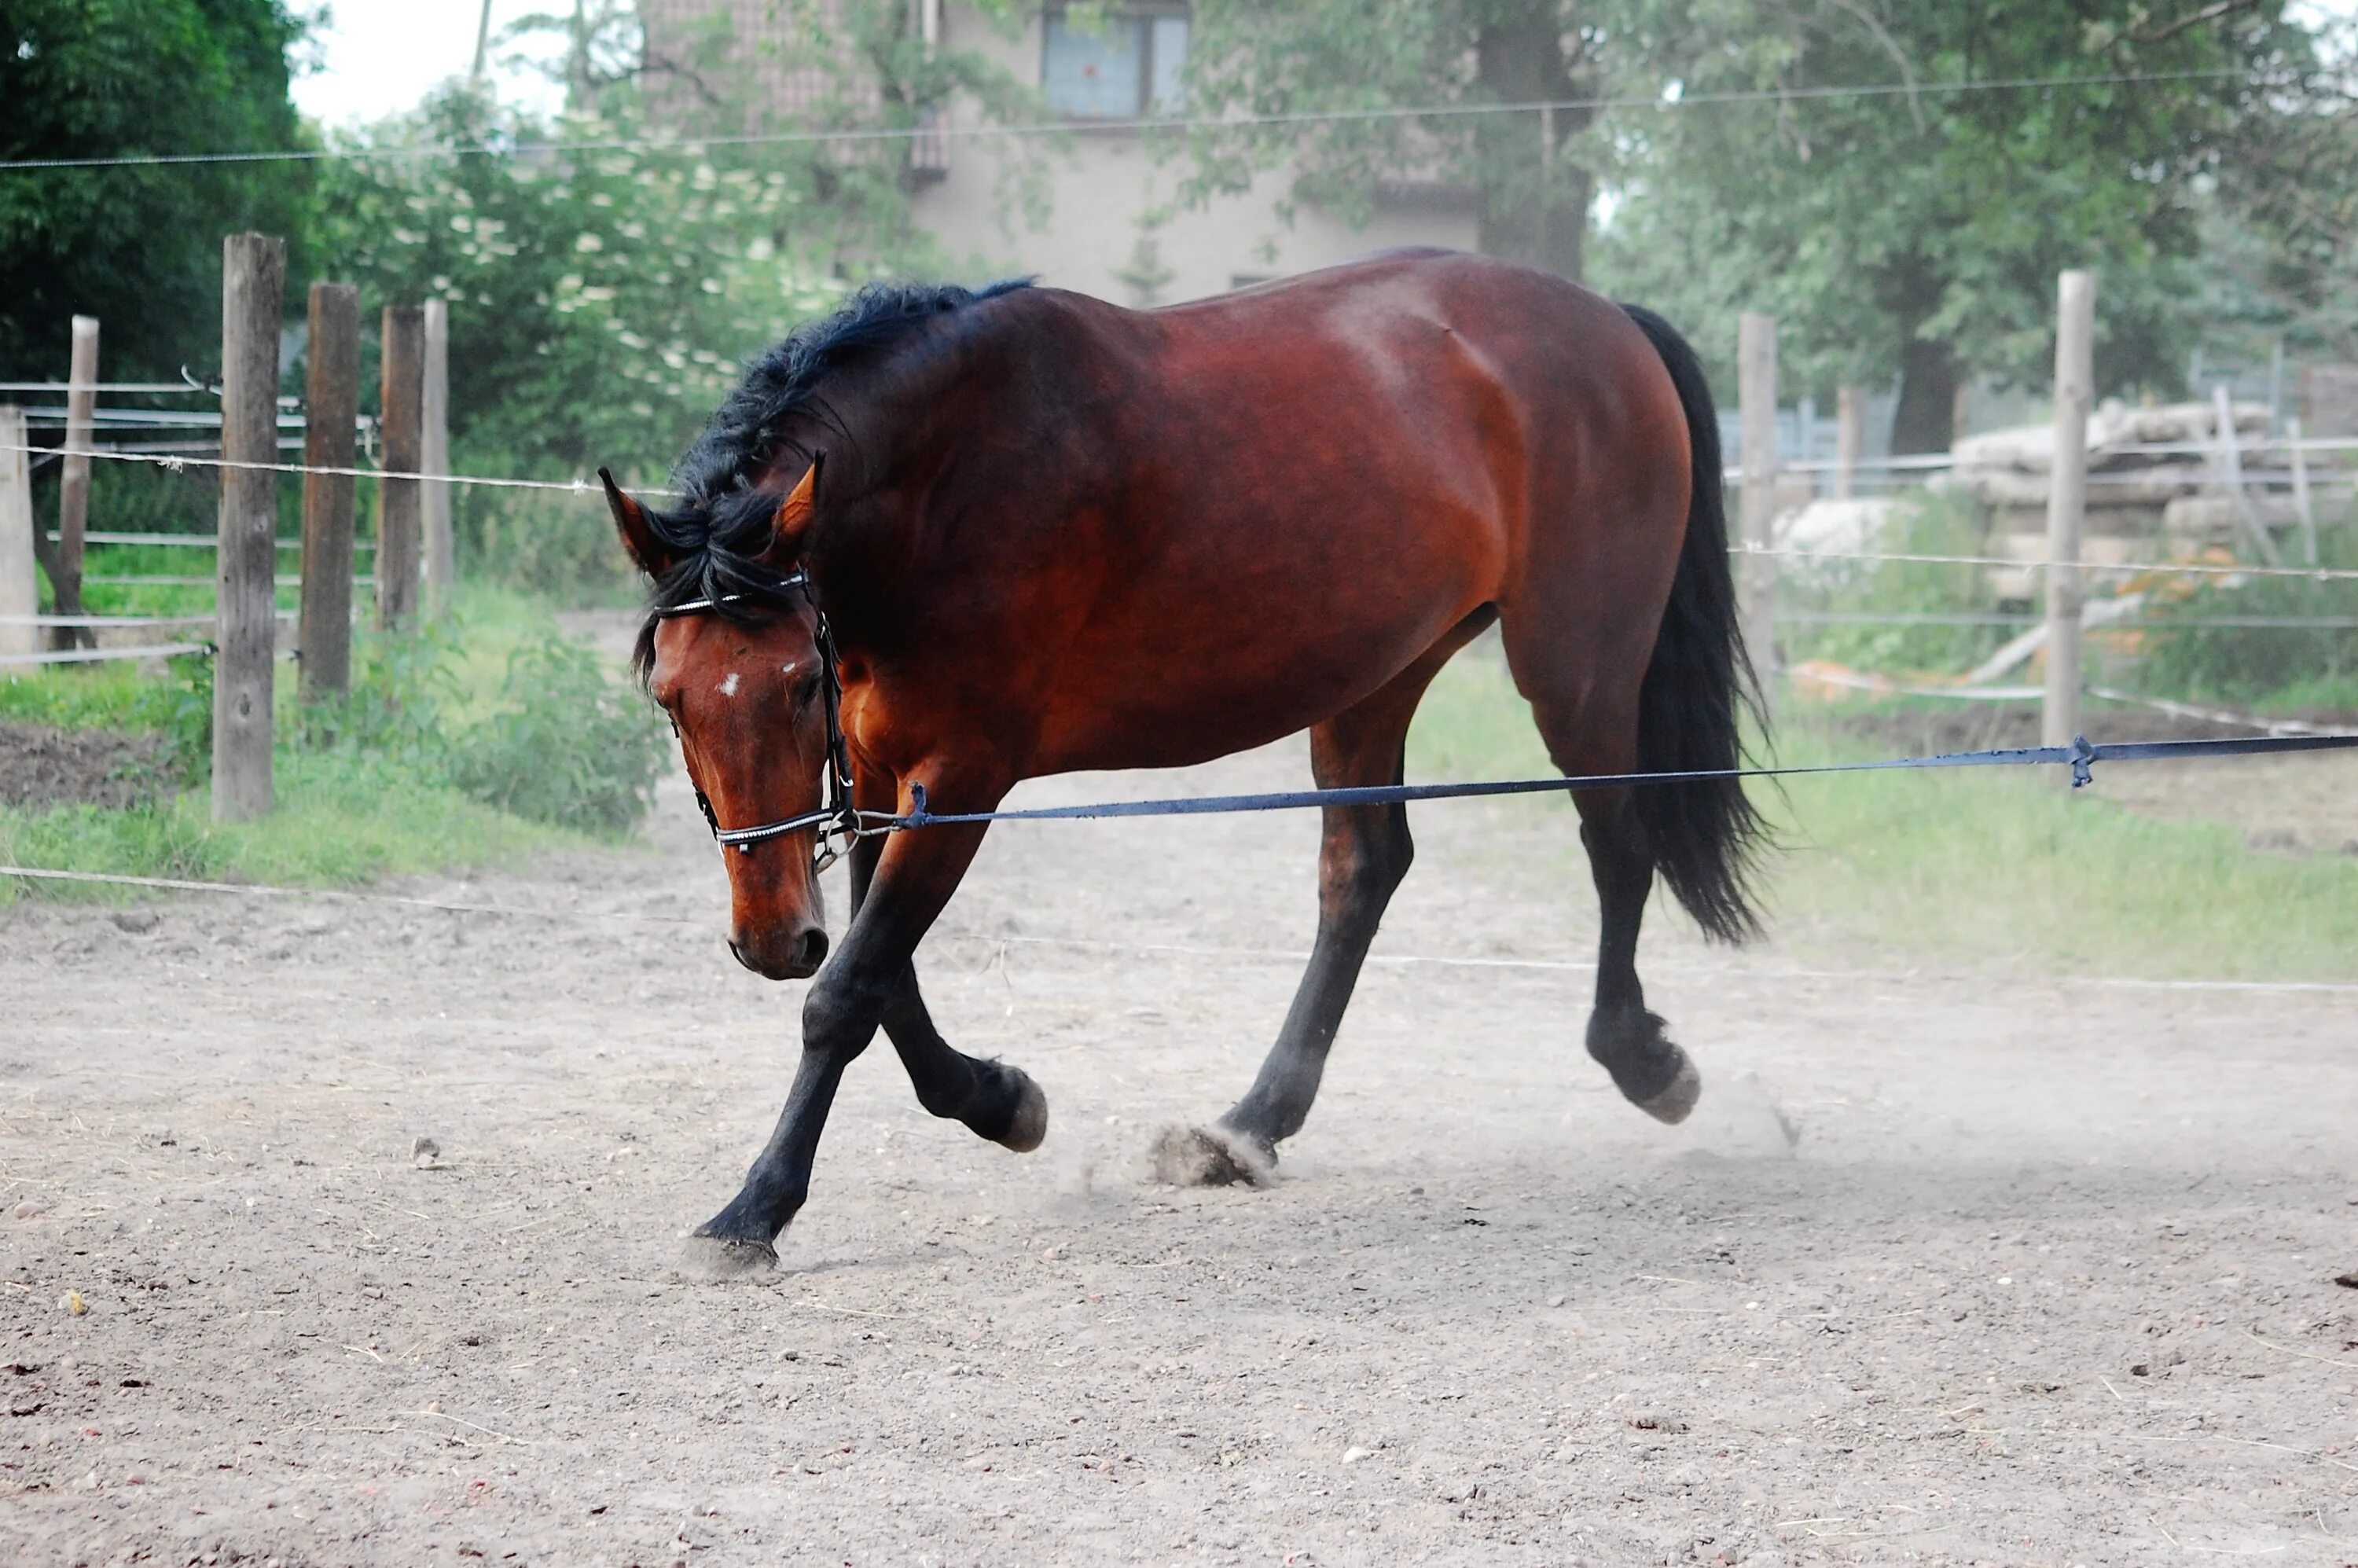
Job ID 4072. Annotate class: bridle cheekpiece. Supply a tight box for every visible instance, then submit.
[653,570,872,873]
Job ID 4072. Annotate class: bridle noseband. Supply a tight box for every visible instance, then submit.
[654,570,870,873]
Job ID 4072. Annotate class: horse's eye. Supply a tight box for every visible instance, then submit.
[791,669,825,713]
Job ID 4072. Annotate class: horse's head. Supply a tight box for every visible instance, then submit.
[604,465,834,981]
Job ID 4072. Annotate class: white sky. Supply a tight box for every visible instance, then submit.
[296,0,2358,132]
[292,0,566,128]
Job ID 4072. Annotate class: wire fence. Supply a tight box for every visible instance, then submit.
[5,439,2353,578]
[5,414,2356,684]
[0,67,2262,174]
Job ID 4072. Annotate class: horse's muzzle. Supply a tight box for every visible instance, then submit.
[729,924,829,981]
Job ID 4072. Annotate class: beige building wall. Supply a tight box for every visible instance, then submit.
[635,1,1479,304]
[912,8,1476,303]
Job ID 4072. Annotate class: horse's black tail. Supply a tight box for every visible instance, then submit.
[1618,302,1765,943]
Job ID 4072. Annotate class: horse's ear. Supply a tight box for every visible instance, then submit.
[762,459,820,564]
[600,468,670,578]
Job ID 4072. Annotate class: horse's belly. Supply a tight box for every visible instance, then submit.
[1027,593,1476,776]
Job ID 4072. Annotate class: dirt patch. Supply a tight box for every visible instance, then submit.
[2,744,2356,1565]
[0,722,171,811]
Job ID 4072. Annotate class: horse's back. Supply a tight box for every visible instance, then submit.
[968,251,1691,773]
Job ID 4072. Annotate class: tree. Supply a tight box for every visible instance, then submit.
[1592,0,2322,451]
[1181,0,1618,281]
[0,0,310,377]
[2204,24,2358,363]
[309,1,1048,589]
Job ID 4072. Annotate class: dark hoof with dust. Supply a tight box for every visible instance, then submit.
[1150,1124,1273,1188]
[996,1070,1049,1154]
[1633,1054,1702,1125]
[681,1230,780,1278]
[1588,1007,1704,1126]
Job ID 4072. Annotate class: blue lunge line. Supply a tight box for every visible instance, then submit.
[886,733,2358,831]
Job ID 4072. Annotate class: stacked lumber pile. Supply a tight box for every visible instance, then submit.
[1932,399,2294,599]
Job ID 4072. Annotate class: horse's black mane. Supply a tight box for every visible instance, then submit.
[632,277,1032,673]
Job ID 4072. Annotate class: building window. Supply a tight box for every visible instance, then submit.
[1043,8,1188,120]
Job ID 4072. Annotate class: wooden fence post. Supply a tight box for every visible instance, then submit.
[377,304,424,630]
[299,282,360,696]
[50,314,99,651]
[1835,385,1865,501]
[2041,270,2094,759]
[421,298,454,612]
[0,407,35,662]
[214,232,285,823]
[1739,312,1780,703]
[2212,382,2281,567]
[2287,416,2316,567]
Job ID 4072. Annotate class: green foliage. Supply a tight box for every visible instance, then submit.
[2134,512,2358,706]
[447,631,667,835]
[1591,1,2320,443]
[1780,490,2013,676]
[0,0,311,377]
[2,594,665,910]
[0,747,572,905]
[306,2,1048,597]
[1182,0,1608,277]
[294,595,665,835]
[2202,20,2358,362]
[309,86,855,490]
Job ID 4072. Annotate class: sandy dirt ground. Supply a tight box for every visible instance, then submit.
[4,738,2357,1568]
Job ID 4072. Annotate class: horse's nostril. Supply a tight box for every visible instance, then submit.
[727,938,751,971]
[795,929,829,971]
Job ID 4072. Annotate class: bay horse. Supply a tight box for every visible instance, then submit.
[602,248,1761,1271]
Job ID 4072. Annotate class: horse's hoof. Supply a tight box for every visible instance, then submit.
[681,1230,779,1279]
[1588,1008,1703,1126]
[1634,1053,1702,1126]
[1150,1123,1273,1188]
[997,1070,1049,1154]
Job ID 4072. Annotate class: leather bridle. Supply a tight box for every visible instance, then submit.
[652,571,869,872]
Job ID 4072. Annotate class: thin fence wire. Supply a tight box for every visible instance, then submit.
[1748,542,2358,581]
[0,67,2257,173]
[5,442,2354,581]
[0,642,210,666]
[0,440,605,494]
[46,531,374,550]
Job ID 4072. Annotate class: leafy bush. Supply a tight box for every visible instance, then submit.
[9,595,665,840]
[2132,508,2358,706]
[461,482,639,604]
[304,619,461,759]
[448,631,667,835]
[1779,490,2014,677]
[294,601,663,835]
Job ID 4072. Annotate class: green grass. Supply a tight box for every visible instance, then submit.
[1,587,656,905]
[0,750,571,903]
[1405,637,2358,982]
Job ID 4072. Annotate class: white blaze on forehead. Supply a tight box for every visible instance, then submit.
[717,672,740,698]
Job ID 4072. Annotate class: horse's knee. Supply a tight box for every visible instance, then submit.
[802,965,890,1059]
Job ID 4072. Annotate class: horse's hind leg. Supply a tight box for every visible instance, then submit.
[1504,631,1701,1125]
[1574,790,1699,1122]
[1161,614,1492,1185]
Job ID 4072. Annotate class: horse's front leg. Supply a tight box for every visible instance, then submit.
[690,774,1006,1272]
[844,811,1047,1153]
